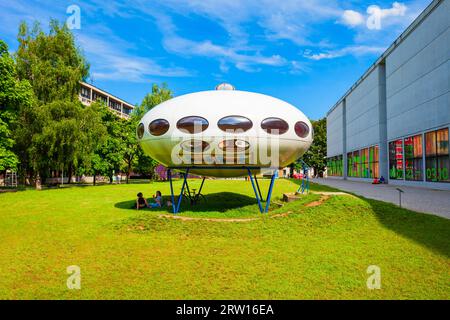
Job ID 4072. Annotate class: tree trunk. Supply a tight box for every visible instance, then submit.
[39,169,49,188]
[1,170,5,187]
[67,164,73,185]
[126,163,132,184]
[93,173,97,186]
[25,169,32,186]
[35,174,42,190]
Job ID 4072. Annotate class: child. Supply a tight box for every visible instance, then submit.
[149,191,163,208]
[135,192,149,210]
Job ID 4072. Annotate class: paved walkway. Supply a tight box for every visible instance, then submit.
[313,178,450,219]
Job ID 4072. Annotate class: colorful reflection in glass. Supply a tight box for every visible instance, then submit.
[327,155,343,176]
[389,140,404,180]
[347,145,379,178]
[404,135,423,181]
[425,128,449,182]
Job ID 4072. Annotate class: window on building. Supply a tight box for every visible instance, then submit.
[347,150,361,177]
[361,148,370,178]
[344,146,379,178]
[219,139,250,152]
[353,150,361,177]
[404,135,423,181]
[80,86,90,99]
[425,128,449,182]
[137,123,145,139]
[218,116,253,133]
[149,119,170,136]
[180,140,210,153]
[294,121,310,138]
[92,91,107,104]
[261,118,289,135]
[327,158,332,176]
[349,152,358,177]
[347,152,353,177]
[327,155,343,177]
[389,140,404,180]
[337,155,343,176]
[109,99,121,112]
[177,116,209,134]
[369,145,379,179]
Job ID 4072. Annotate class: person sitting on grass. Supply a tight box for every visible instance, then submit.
[135,192,149,210]
[148,191,163,209]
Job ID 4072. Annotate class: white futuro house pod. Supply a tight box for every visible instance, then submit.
[137,84,313,177]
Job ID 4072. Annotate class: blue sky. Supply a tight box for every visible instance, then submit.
[0,0,431,119]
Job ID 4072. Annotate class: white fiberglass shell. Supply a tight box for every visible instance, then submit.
[138,90,313,177]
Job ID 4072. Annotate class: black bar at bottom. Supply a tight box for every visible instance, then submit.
[0,300,440,318]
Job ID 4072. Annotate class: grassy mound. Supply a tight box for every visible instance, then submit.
[0,179,448,299]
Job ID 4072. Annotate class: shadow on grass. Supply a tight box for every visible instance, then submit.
[307,179,450,257]
[364,197,450,258]
[115,192,258,213]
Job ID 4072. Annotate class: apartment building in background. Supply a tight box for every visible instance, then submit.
[79,81,134,119]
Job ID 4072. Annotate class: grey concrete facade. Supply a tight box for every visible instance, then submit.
[385,0,450,140]
[326,0,450,190]
[326,101,344,158]
[345,67,381,152]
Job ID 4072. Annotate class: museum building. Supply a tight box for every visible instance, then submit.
[326,0,449,189]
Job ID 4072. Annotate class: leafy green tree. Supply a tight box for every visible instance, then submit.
[76,101,108,182]
[300,118,327,177]
[0,40,34,174]
[14,20,91,186]
[90,102,125,185]
[30,101,85,183]
[90,153,109,185]
[0,117,18,171]
[133,147,158,179]
[16,20,89,104]
[133,83,172,119]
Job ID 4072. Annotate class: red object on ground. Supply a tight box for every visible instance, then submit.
[292,173,303,180]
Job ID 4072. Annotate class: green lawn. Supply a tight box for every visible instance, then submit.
[0,179,449,299]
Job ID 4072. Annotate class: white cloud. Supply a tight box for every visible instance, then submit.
[0,0,429,78]
[306,52,340,61]
[289,61,308,75]
[77,33,192,82]
[367,2,407,19]
[163,34,287,72]
[366,2,407,30]
[151,12,289,73]
[341,10,365,27]
[0,1,192,82]
[79,0,345,72]
[139,0,342,47]
[340,2,408,31]
[304,45,386,60]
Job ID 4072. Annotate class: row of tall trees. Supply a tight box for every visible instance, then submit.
[0,20,172,187]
